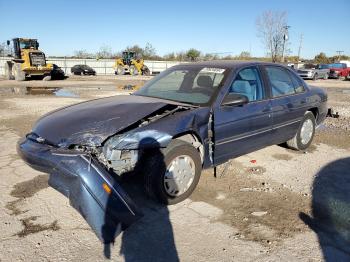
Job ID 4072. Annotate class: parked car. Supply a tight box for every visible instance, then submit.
[50,64,66,80]
[328,63,350,79]
[18,61,328,242]
[297,64,329,80]
[71,64,96,75]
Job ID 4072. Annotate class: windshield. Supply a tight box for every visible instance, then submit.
[19,40,38,49]
[329,63,345,69]
[318,64,329,69]
[134,66,230,105]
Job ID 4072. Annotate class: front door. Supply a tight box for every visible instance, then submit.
[214,66,273,165]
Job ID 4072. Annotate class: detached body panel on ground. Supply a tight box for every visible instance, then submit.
[17,61,328,242]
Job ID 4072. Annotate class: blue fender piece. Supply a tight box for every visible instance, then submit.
[17,137,143,243]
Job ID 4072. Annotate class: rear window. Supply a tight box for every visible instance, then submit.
[265,66,296,97]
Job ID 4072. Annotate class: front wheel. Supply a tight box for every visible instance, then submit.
[286,111,316,151]
[116,65,125,75]
[143,139,202,205]
[312,73,318,81]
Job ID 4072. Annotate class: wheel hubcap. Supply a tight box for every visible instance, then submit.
[164,155,195,197]
[300,119,314,145]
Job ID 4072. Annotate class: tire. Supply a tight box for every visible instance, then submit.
[143,139,202,205]
[13,63,26,81]
[312,73,318,81]
[4,62,14,80]
[286,111,316,151]
[129,65,139,76]
[43,75,51,81]
[142,66,151,76]
[323,73,328,80]
[116,65,125,75]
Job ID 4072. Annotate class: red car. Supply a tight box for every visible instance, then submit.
[328,63,350,79]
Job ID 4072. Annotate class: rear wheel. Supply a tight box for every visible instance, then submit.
[142,66,151,76]
[286,111,316,151]
[43,75,51,81]
[143,139,202,205]
[129,65,139,76]
[323,73,328,80]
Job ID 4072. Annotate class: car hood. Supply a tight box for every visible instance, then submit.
[32,95,184,147]
[298,69,313,72]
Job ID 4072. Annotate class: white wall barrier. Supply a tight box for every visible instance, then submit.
[0,57,183,76]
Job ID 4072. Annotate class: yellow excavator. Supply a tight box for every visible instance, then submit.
[4,38,53,81]
[114,51,150,76]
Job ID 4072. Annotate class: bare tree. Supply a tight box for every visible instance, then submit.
[256,11,288,62]
[96,45,113,59]
[73,49,91,58]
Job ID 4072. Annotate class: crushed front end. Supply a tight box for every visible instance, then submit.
[17,132,142,243]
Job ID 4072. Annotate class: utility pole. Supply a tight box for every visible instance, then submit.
[281,25,290,63]
[336,50,344,61]
[297,34,303,62]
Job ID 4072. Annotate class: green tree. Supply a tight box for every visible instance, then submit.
[186,48,201,61]
[314,52,330,64]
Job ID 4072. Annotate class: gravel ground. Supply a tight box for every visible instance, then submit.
[0,76,349,261]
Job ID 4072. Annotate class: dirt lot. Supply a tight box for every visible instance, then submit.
[0,76,349,261]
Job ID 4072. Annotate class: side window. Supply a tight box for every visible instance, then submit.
[229,67,264,102]
[265,66,296,97]
[288,71,305,93]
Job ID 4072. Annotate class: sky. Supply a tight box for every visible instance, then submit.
[1,0,349,59]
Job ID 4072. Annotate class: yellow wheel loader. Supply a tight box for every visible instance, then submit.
[4,38,53,81]
[114,51,150,76]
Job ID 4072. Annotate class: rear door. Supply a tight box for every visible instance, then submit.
[263,65,308,144]
[213,66,273,165]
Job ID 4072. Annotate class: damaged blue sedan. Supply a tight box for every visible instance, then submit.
[18,61,328,241]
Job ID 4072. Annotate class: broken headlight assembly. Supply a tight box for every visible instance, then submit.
[102,130,172,175]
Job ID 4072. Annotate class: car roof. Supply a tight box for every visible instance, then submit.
[174,60,287,69]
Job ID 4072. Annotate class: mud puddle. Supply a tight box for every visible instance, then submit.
[15,216,60,238]
[5,175,49,216]
[191,161,311,247]
[26,87,78,97]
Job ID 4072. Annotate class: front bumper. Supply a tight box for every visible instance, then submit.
[17,136,142,243]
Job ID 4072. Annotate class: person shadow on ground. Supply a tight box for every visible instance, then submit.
[299,157,350,261]
[102,138,179,261]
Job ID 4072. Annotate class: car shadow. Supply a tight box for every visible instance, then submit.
[102,138,179,261]
[299,157,350,260]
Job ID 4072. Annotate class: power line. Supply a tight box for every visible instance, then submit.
[336,50,344,61]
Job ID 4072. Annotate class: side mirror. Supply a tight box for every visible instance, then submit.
[222,93,249,107]
[6,40,10,46]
